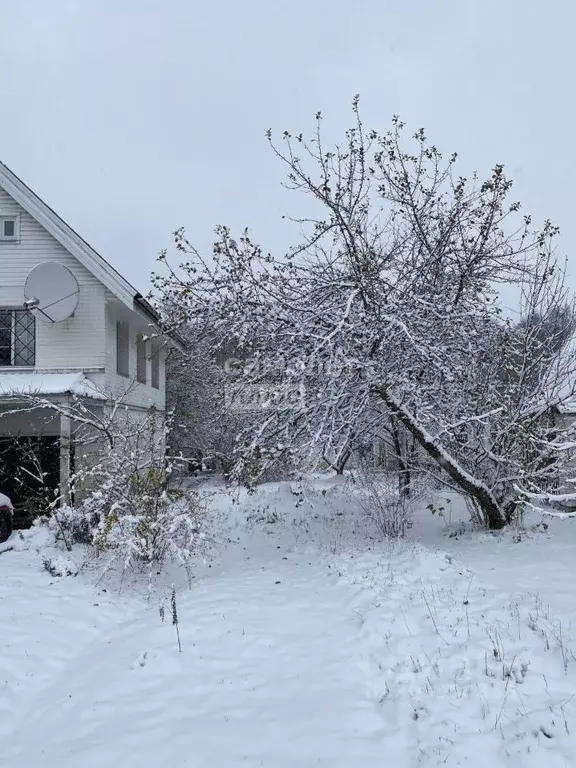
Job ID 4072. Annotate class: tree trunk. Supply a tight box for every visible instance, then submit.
[335,445,353,475]
[389,416,411,497]
[323,439,354,476]
[378,390,507,529]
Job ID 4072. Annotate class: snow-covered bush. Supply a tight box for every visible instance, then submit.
[42,554,79,577]
[47,504,95,547]
[13,396,216,579]
[90,468,211,574]
[351,465,414,539]
[45,470,212,580]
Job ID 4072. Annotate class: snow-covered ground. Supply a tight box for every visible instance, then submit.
[417,490,576,626]
[1,480,576,766]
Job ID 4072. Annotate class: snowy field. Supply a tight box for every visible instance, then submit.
[1,479,576,767]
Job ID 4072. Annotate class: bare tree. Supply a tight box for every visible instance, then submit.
[154,99,576,528]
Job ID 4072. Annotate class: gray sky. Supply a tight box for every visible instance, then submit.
[1,0,574,298]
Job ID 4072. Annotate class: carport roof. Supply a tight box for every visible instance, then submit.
[0,372,105,400]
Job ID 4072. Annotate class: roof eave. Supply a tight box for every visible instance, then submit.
[134,295,187,352]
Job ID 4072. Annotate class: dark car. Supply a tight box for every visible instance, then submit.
[0,493,13,543]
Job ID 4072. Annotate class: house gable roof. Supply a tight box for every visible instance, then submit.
[0,160,143,311]
[0,161,186,352]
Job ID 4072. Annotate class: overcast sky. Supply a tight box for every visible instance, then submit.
[0,0,574,300]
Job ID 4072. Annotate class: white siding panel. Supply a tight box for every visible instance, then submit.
[0,188,106,371]
[105,293,166,411]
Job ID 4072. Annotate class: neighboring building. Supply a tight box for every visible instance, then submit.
[0,161,177,525]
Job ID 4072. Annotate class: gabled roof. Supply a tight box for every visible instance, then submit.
[0,161,186,351]
[0,160,151,316]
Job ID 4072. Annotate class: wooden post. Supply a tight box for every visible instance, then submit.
[59,408,71,506]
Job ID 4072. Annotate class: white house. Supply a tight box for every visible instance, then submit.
[0,161,176,525]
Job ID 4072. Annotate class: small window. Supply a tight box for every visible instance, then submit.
[151,339,160,389]
[0,216,19,241]
[116,321,129,377]
[136,333,147,384]
[0,309,35,366]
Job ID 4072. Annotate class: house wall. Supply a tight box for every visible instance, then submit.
[555,411,576,491]
[104,292,166,411]
[0,188,107,371]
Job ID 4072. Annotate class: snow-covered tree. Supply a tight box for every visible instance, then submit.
[154,99,576,528]
[167,324,223,467]
[165,322,262,475]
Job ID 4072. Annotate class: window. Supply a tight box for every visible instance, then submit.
[116,321,129,377]
[136,333,147,384]
[0,216,19,241]
[0,310,35,366]
[151,339,160,389]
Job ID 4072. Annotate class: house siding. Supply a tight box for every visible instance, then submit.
[0,188,106,371]
[104,291,166,411]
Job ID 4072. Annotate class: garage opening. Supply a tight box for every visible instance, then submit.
[0,436,69,528]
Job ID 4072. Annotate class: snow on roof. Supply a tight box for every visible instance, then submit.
[0,373,105,400]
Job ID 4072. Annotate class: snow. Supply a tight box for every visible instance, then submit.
[0,372,105,400]
[0,492,13,509]
[41,553,79,577]
[416,491,576,626]
[1,481,576,766]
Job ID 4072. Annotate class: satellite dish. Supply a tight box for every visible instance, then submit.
[24,261,80,323]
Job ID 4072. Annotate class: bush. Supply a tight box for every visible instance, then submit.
[47,504,96,546]
[94,477,210,572]
[42,554,78,577]
[75,465,211,578]
[352,465,414,539]
[23,405,216,580]
[42,470,212,583]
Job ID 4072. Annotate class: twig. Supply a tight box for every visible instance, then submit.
[171,585,182,652]
[422,589,448,645]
